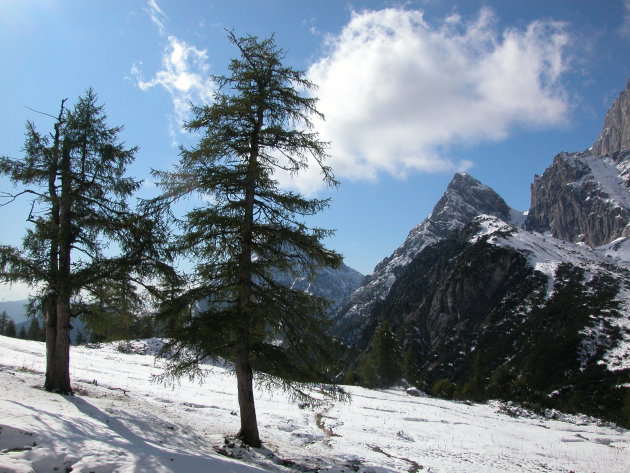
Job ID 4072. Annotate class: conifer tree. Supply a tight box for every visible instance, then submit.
[27,318,44,341]
[359,320,401,387]
[0,89,173,394]
[0,310,8,334]
[75,330,86,345]
[5,319,16,337]
[153,32,342,447]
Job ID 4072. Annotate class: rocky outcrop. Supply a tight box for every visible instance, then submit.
[525,151,630,247]
[592,79,630,157]
[525,79,630,247]
[331,173,517,342]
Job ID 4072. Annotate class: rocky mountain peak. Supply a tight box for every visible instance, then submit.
[431,172,512,225]
[375,172,512,275]
[332,172,515,339]
[591,78,630,157]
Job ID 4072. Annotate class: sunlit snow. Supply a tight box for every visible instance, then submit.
[1,336,628,473]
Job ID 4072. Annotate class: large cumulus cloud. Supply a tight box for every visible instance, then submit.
[293,8,570,193]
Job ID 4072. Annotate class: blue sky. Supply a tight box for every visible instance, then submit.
[1,0,630,300]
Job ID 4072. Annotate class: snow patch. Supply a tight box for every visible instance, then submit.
[584,155,630,210]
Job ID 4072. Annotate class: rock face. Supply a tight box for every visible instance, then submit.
[592,79,630,157]
[525,150,630,246]
[330,172,518,341]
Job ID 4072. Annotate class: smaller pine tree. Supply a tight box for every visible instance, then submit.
[27,318,43,341]
[401,347,421,385]
[75,330,86,345]
[5,318,16,337]
[0,311,9,334]
[359,320,401,387]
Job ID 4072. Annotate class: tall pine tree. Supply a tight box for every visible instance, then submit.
[153,32,342,447]
[0,89,173,394]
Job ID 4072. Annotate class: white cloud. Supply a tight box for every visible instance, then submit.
[144,0,167,36]
[292,8,571,194]
[132,36,216,142]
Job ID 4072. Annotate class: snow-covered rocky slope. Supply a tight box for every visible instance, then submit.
[1,335,628,473]
[474,214,630,372]
[331,172,521,341]
[335,208,629,422]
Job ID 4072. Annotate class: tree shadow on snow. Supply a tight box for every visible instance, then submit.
[66,396,267,472]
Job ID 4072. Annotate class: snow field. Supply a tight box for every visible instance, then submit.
[0,336,628,473]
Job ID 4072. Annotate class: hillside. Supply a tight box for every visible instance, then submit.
[1,335,628,473]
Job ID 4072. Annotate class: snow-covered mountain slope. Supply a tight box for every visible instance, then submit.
[334,208,629,423]
[474,214,630,372]
[1,336,628,473]
[331,172,521,341]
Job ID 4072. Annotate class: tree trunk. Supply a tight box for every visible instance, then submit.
[44,99,69,393]
[235,331,261,447]
[45,145,74,395]
[44,293,57,390]
[233,139,262,447]
[50,298,72,394]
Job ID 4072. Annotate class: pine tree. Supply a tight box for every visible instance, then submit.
[359,320,401,387]
[79,280,143,342]
[152,32,342,447]
[27,318,43,341]
[74,330,86,345]
[0,310,8,334]
[0,89,174,394]
[5,319,16,337]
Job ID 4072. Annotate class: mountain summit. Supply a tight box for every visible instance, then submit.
[331,172,519,341]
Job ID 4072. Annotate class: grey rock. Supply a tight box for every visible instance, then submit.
[592,79,630,157]
[525,150,630,247]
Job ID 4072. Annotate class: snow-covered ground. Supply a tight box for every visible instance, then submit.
[1,336,628,473]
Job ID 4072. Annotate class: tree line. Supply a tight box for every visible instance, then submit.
[0,310,45,340]
[0,32,344,447]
